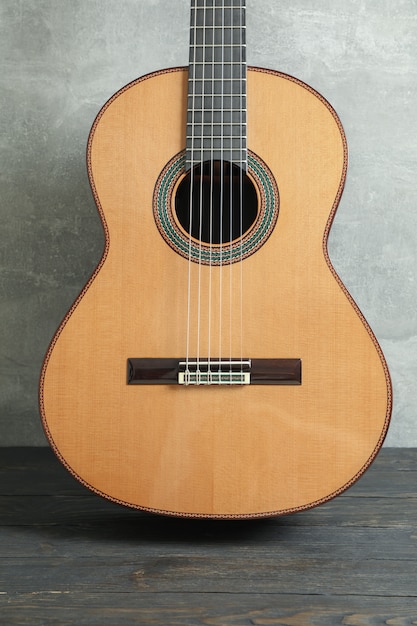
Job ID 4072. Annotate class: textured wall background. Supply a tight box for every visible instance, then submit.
[0,0,416,445]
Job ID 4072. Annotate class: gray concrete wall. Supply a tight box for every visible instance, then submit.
[0,0,416,446]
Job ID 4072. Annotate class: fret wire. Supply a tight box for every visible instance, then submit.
[190,77,246,81]
[192,6,245,9]
[191,2,246,8]
[192,44,246,47]
[187,159,247,163]
[192,25,246,29]
[188,108,247,111]
[186,154,248,157]
[191,61,245,65]
[191,7,245,12]
[187,99,247,103]
[187,142,248,145]
[188,122,246,125]
[186,135,248,138]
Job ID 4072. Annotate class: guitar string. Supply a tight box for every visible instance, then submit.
[226,0,233,384]
[228,3,233,383]
[210,0,222,384]
[186,0,198,384]
[218,0,225,381]
[196,0,208,382]
[207,0,215,382]
[234,1,245,383]
[239,0,245,379]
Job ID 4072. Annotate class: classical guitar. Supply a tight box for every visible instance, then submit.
[40,0,392,518]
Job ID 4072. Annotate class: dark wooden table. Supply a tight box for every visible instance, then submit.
[0,447,416,625]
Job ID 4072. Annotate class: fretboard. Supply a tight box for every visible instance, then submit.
[186,0,247,171]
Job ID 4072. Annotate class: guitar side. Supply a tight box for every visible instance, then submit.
[40,67,392,518]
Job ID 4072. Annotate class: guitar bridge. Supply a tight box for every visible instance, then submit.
[127,358,301,386]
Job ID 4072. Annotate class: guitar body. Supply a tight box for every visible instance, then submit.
[40,67,391,518]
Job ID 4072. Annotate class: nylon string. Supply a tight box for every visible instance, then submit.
[185,0,198,381]
[239,0,245,378]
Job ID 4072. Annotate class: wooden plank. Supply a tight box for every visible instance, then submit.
[343,456,417,497]
[343,472,417,497]
[1,493,416,527]
[0,447,87,496]
[0,524,415,559]
[1,553,417,596]
[368,446,417,469]
[1,593,417,626]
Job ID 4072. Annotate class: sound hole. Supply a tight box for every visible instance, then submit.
[174,160,258,245]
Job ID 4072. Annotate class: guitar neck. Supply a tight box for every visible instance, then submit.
[186,0,247,171]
